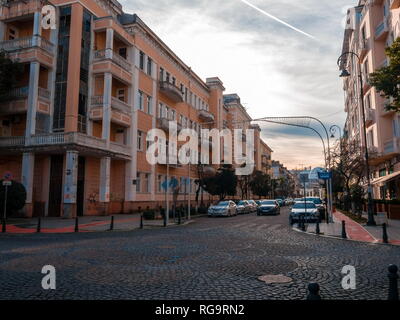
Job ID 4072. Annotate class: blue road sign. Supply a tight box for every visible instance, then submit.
[318,171,332,180]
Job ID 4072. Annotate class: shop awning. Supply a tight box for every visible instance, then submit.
[372,171,400,186]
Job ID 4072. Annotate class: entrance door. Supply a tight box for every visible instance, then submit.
[48,155,63,217]
[76,156,85,217]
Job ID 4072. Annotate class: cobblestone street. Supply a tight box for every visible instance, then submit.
[0,208,399,300]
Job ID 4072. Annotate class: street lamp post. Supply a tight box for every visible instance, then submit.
[337,51,376,226]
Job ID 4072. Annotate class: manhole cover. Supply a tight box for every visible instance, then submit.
[258,274,292,284]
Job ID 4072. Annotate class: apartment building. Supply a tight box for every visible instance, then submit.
[341,0,400,200]
[0,0,272,218]
[260,140,273,176]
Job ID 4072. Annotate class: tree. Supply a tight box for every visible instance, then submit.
[0,50,24,102]
[196,164,237,201]
[369,38,400,112]
[0,180,27,218]
[249,171,271,199]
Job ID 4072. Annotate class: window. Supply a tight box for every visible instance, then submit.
[118,47,127,59]
[160,67,164,81]
[137,131,143,151]
[170,109,176,121]
[393,116,400,137]
[139,51,145,70]
[172,77,176,85]
[147,95,152,115]
[166,72,170,83]
[138,91,144,111]
[8,27,17,40]
[147,57,152,76]
[136,173,141,192]
[143,173,150,193]
[117,89,125,102]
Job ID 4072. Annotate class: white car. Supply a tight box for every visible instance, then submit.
[208,201,237,217]
[289,201,320,223]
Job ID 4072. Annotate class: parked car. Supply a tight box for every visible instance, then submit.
[208,201,237,217]
[304,197,326,220]
[289,201,320,224]
[285,198,294,206]
[236,200,252,214]
[247,200,259,213]
[257,200,280,216]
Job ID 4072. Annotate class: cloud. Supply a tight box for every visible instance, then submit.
[119,0,352,169]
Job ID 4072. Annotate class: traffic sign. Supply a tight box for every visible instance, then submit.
[318,171,332,180]
[3,172,12,181]
[2,181,12,186]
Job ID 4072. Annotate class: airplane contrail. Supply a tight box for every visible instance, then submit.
[239,0,317,40]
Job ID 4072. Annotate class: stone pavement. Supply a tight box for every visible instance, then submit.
[303,210,400,245]
[1,208,399,300]
[2,214,197,234]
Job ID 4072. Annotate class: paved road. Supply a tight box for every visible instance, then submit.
[0,207,399,300]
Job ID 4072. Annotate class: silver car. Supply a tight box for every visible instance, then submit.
[247,200,259,213]
[236,200,252,214]
[208,201,237,217]
[289,201,320,223]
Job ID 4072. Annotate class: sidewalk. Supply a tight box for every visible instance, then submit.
[302,210,400,246]
[1,214,198,234]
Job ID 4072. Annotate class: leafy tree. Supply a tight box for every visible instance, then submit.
[0,50,24,102]
[196,164,237,201]
[369,38,400,112]
[249,170,271,199]
[0,180,27,218]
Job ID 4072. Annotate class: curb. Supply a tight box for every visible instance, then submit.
[291,226,400,247]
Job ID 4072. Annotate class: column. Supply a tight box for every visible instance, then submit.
[105,27,114,59]
[0,21,5,41]
[48,18,59,133]
[125,68,135,201]
[100,157,111,215]
[21,153,35,217]
[102,72,112,146]
[63,151,78,218]
[32,11,42,46]
[25,62,40,139]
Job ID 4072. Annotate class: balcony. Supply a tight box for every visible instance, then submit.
[375,20,389,41]
[92,49,132,83]
[0,86,50,115]
[198,109,215,122]
[0,0,45,21]
[365,108,375,127]
[159,81,184,103]
[382,98,396,117]
[358,38,370,60]
[90,96,131,127]
[391,0,400,9]
[156,117,182,133]
[384,138,400,155]
[0,132,131,159]
[0,36,55,67]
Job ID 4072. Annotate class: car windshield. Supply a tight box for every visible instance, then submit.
[261,201,275,205]
[238,201,247,205]
[217,201,229,206]
[293,203,316,209]
[306,198,322,204]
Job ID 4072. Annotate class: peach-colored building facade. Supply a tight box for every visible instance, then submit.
[341,0,400,199]
[0,0,272,217]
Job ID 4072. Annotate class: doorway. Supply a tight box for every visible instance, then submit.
[77,156,86,217]
[48,155,63,217]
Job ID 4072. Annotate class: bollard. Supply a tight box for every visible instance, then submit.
[388,264,399,301]
[341,220,347,239]
[301,215,306,232]
[316,220,320,235]
[2,218,6,233]
[74,217,79,233]
[37,217,41,233]
[162,208,167,227]
[307,283,321,300]
[382,223,389,244]
[109,216,114,231]
[178,208,181,225]
[140,213,143,229]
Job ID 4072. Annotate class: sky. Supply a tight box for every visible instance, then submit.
[120,0,355,170]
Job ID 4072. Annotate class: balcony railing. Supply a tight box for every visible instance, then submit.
[0,132,131,157]
[159,81,184,103]
[93,49,132,72]
[384,138,400,155]
[0,86,49,102]
[0,35,54,54]
[91,95,131,114]
[198,109,215,122]
[375,20,389,40]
